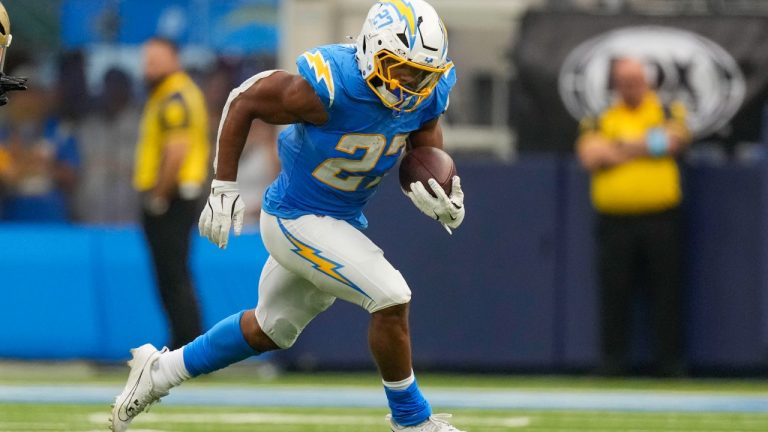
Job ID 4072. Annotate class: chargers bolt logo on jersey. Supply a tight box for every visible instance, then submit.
[303,51,335,107]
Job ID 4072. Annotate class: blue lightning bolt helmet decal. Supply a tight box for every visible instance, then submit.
[383,0,418,48]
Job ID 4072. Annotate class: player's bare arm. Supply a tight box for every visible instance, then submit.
[408,118,443,150]
[201,71,330,249]
[215,71,327,181]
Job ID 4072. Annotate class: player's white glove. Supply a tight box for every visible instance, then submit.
[198,179,245,249]
[405,176,465,234]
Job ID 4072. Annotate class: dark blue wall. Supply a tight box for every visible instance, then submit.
[285,158,562,370]
[683,163,768,369]
[2,156,768,371]
[283,156,768,372]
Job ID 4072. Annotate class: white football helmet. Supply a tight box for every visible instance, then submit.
[356,0,450,112]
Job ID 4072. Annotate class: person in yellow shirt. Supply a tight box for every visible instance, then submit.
[576,57,690,377]
[134,37,210,349]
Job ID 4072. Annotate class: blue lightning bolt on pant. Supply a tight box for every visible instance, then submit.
[254,211,412,348]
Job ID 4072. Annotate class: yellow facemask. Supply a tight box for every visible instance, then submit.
[366,50,448,112]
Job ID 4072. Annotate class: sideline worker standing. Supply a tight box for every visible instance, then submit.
[134,37,210,349]
[576,57,690,377]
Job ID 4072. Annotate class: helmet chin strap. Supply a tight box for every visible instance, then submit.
[377,84,417,112]
[378,84,402,105]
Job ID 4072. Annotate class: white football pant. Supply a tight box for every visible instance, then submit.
[255,210,411,348]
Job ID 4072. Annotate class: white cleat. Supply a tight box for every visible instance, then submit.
[386,413,467,432]
[109,344,168,431]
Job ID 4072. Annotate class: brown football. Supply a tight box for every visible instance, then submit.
[399,146,457,197]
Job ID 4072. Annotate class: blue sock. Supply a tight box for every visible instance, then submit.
[384,380,432,426]
[182,310,258,377]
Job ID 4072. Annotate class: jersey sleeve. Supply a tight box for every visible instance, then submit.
[296,48,336,111]
[159,93,191,132]
[420,62,457,125]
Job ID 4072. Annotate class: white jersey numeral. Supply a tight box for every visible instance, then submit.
[312,133,406,192]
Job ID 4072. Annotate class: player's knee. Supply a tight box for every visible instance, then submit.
[373,302,409,318]
[370,303,410,335]
[259,317,303,349]
[241,310,281,352]
[396,288,411,305]
[371,284,411,313]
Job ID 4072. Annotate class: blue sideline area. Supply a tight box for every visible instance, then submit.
[0,225,268,361]
[2,155,768,371]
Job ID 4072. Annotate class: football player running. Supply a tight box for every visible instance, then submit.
[111,1,465,431]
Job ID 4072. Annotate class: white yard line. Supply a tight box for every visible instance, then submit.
[87,412,531,427]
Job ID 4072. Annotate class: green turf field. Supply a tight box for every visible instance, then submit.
[2,365,768,431]
[2,404,768,432]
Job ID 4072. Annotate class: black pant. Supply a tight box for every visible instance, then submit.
[597,208,684,376]
[142,197,203,349]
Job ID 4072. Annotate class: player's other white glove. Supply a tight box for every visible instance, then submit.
[198,179,245,249]
[405,176,465,234]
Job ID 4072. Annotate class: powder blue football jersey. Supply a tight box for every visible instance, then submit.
[262,44,456,229]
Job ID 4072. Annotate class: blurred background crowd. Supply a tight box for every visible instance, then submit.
[4,0,768,376]
[0,0,281,225]
[3,0,768,225]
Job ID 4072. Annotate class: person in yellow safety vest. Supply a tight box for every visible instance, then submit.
[577,57,691,377]
[133,37,210,351]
